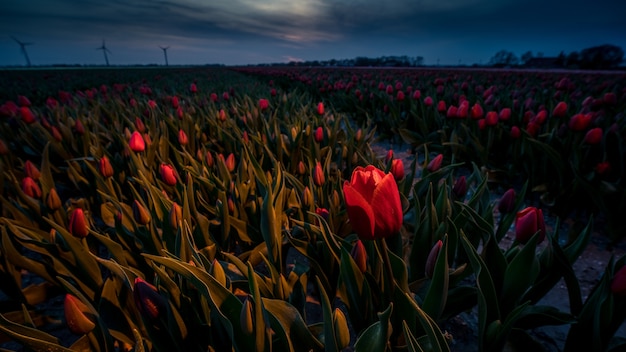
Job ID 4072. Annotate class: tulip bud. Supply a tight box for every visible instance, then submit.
[211,259,227,288]
[302,186,312,208]
[497,188,516,214]
[611,266,626,297]
[69,208,89,238]
[258,98,269,111]
[583,127,603,145]
[595,161,611,175]
[426,154,443,172]
[333,308,350,349]
[350,240,367,273]
[134,117,146,133]
[391,159,405,181]
[99,156,114,178]
[133,277,166,321]
[355,128,363,143]
[452,175,467,199]
[160,163,177,186]
[240,295,255,336]
[314,126,324,143]
[169,202,183,229]
[18,95,31,107]
[515,206,546,244]
[510,126,521,139]
[470,103,484,119]
[384,150,393,164]
[225,153,236,172]
[129,131,145,152]
[20,106,36,124]
[178,129,188,146]
[22,177,42,198]
[313,162,325,186]
[206,151,214,167]
[552,101,567,117]
[425,240,443,278]
[46,188,62,211]
[24,160,41,180]
[0,139,8,155]
[218,109,227,122]
[132,200,151,225]
[64,294,96,335]
[315,207,329,221]
[317,102,324,115]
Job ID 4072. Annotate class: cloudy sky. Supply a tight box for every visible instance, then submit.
[1,0,625,66]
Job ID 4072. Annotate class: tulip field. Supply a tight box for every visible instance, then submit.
[0,66,625,351]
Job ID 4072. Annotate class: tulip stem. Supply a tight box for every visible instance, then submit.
[377,237,396,300]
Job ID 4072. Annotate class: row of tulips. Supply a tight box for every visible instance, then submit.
[0,67,625,351]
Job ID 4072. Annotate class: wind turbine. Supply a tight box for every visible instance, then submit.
[97,40,111,66]
[159,46,170,66]
[11,36,33,67]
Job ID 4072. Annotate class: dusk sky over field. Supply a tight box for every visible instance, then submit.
[1,0,625,67]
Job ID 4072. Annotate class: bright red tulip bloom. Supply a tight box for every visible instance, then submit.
[569,113,592,131]
[424,96,433,106]
[171,96,180,109]
[343,165,403,240]
[160,163,177,186]
[485,111,499,126]
[178,129,188,146]
[515,207,545,244]
[69,208,89,238]
[552,101,567,117]
[611,266,626,296]
[24,160,40,180]
[317,102,325,115]
[499,108,511,121]
[391,159,405,181]
[437,100,447,113]
[427,154,443,172]
[314,126,324,143]
[20,106,36,124]
[470,103,484,119]
[129,131,145,152]
[22,176,42,198]
[258,98,269,111]
[225,153,236,172]
[64,294,95,334]
[583,127,603,145]
[99,156,114,178]
[190,83,198,93]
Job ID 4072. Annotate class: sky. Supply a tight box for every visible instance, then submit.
[0,0,625,67]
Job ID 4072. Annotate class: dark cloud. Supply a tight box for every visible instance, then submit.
[0,0,625,65]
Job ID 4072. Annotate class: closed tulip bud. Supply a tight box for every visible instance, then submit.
[169,202,183,229]
[206,151,214,167]
[129,131,145,152]
[515,207,545,244]
[313,161,325,186]
[499,108,511,121]
[24,160,40,180]
[74,118,85,135]
[211,259,227,288]
[317,102,324,115]
[99,156,114,178]
[22,176,42,198]
[611,266,626,297]
[350,240,367,273]
[160,163,178,186]
[424,96,433,106]
[0,139,8,155]
[218,109,227,122]
[171,96,179,109]
[46,188,62,211]
[297,161,306,175]
[384,149,394,164]
[498,188,516,214]
[316,207,329,221]
[446,105,458,118]
[178,129,188,145]
[314,126,324,143]
[452,175,467,198]
[510,126,521,139]
[18,95,31,107]
[332,189,341,210]
[134,117,146,133]
[391,159,405,181]
[427,154,443,172]
[240,296,255,336]
[355,128,363,142]
[552,101,567,117]
[302,186,312,207]
[485,111,499,126]
[225,153,236,172]
[396,91,405,101]
[569,113,592,131]
[333,308,350,349]
[69,208,89,238]
[20,106,36,124]
[51,126,63,142]
[258,98,269,111]
[132,200,151,225]
[437,100,447,113]
[64,294,96,335]
[595,161,611,175]
[425,240,443,278]
[583,127,603,145]
[470,103,484,119]
[133,277,166,321]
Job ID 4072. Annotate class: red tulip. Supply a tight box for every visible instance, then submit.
[396,91,405,101]
[178,129,188,146]
[134,277,166,320]
[510,126,521,139]
[499,108,511,121]
[425,240,443,278]
[343,165,403,240]
[456,102,468,118]
[452,175,467,198]
[315,207,330,221]
[74,118,85,135]
[568,113,592,131]
[317,102,325,115]
[485,111,499,126]
[225,153,236,172]
[412,90,421,100]
[99,156,114,178]
[437,100,447,113]
[0,139,7,155]
[18,95,31,107]
[604,92,617,106]
[218,109,227,122]
[552,101,567,117]
[129,131,145,152]
[350,240,367,273]
[498,188,516,214]
[515,207,545,244]
[427,154,443,172]
[148,100,157,109]
[384,149,394,164]
[169,202,183,229]
[595,161,610,175]
[20,106,36,124]
[134,117,146,133]
[446,105,458,118]
[160,163,177,186]
[190,83,198,93]
[210,93,218,102]
[24,160,40,180]
[69,208,89,238]
[470,103,484,119]
[391,159,405,181]
[314,126,324,143]
[424,96,433,106]
[22,177,41,198]
[583,127,603,145]
[313,161,325,186]
[132,199,151,225]
[64,294,95,334]
[611,266,626,296]
[171,96,180,109]
[46,188,62,210]
[258,98,269,111]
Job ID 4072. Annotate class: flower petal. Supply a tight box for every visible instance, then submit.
[343,181,376,240]
[370,173,403,238]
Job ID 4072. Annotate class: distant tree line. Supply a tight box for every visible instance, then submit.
[257,55,425,68]
[489,44,624,69]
